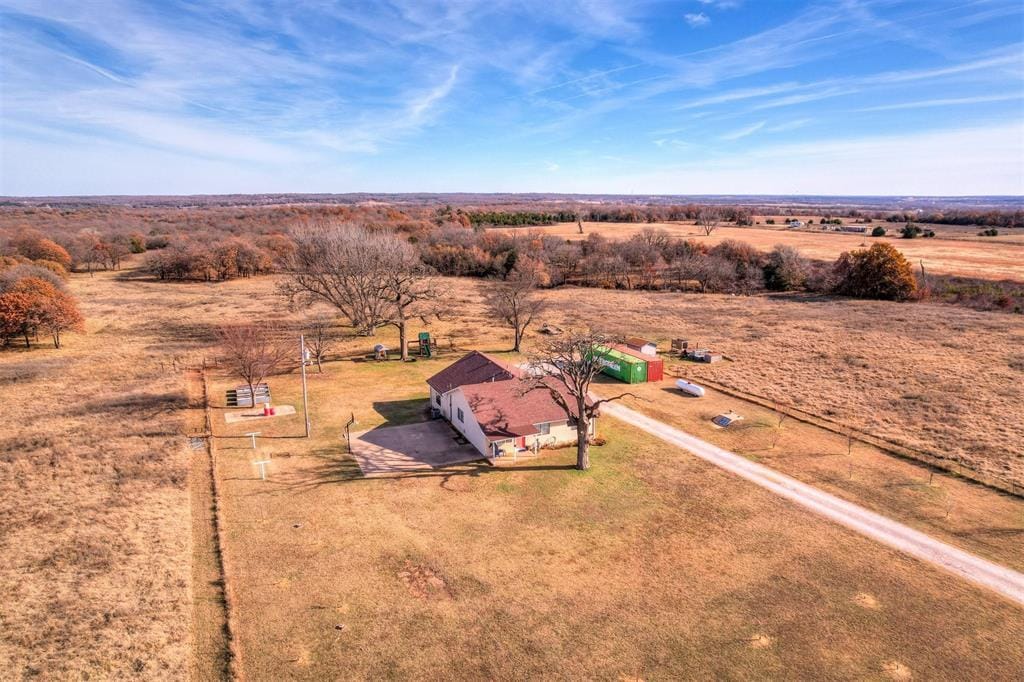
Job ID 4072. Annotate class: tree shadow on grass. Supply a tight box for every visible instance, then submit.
[372,398,431,427]
[272,457,577,491]
[65,390,186,419]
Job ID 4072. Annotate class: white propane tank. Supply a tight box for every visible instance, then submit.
[675,379,705,397]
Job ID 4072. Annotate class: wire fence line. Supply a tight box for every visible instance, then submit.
[664,365,1021,499]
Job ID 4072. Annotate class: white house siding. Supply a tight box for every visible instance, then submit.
[443,390,595,459]
[529,420,576,450]
[446,388,490,456]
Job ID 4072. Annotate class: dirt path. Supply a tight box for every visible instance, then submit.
[600,401,1024,607]
[186,369,233,680]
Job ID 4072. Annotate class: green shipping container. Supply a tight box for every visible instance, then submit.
[595,347,647,384]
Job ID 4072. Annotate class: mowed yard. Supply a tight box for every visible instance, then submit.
[499,221,1024,281]
[209,357,1024,680]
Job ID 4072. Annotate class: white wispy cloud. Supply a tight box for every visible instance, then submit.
[555,122,1024,195]
[408,65,460,122]
[856,94,1022,112]
[720,120,765,140]
[1,0,1021,195]
[684,13,711,28]
[763,118,813,133]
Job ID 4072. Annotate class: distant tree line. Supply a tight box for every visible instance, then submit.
[467,210,579,226]
[419,225,923,302]
[465,204,755,227]
[883,210,1023,228]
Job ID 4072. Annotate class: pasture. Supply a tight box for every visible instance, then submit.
[501,221,1024,281]
[2,260,1023,678]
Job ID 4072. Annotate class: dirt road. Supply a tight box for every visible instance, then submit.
[600,401,1024,607]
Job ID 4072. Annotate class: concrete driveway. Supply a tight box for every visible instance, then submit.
[350,421,484,476]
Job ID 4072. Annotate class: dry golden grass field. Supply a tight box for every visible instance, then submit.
[2,262,1023,679]
[511,285,1024,486]
[207,355,1024,680]
[502,222,1024,281]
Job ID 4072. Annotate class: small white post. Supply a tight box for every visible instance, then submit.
[254,459,271,481]
[300,334,311,438]
[245,431,261,449]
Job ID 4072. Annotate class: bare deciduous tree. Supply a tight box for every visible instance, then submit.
[305,315,334,372]
[769,402,788,449]
[217,324,289,407]
[484,272,546,352]
[280,223,438,360]
[673,252,736,293]
[379,247,438,362]
[697,207,721,236]
[527,331,636,471]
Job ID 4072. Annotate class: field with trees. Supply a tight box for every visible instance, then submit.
[1,198,1023,677]
[506,221,1024,281]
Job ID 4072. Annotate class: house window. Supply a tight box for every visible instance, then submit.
[457,407,464,423]
[434,393,441,406]
[536,422,551,435]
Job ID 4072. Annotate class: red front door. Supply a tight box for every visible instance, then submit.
[516,437,526,449]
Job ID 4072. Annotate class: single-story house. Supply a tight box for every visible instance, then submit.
[427,351,594,459]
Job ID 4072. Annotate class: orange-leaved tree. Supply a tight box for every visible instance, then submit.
[0,277,84,348]
[833,243,917,301]
[13,234,73,271]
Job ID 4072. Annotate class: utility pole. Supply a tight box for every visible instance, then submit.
[300,334,311,437]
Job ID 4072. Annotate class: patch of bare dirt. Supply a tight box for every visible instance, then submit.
[397,561,452,600]
[883,660,913,680]
[854,592,880,609]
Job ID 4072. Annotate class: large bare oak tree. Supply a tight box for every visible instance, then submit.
[527,330,635,470]
[280,223,437,361]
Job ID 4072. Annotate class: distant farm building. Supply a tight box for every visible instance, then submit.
[427,352,593,459]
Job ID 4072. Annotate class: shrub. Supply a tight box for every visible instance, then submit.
[763,245,809,291]
[0,264,67,291]
[144,235,170,250]
[833,243,917,301]
[128,232,146,253]
[978,228,999,237]
[12,235,73,269]
[871,226,887,237]
[900,223,922,239]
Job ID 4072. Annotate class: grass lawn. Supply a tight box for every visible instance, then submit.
[593,375,1024,572]
[210,356,1024,680]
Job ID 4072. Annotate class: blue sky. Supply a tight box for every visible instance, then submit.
[1,0,1022,196]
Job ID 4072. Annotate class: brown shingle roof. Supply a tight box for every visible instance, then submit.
[426,351,519,394]
[458,376,585,441]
